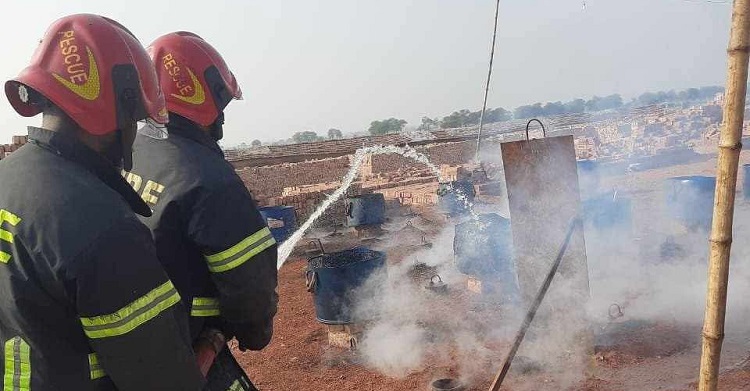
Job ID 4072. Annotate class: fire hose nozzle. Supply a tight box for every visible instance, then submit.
[194,328,226,377]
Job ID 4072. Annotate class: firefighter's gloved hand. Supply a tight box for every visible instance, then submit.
[230,321,274,351]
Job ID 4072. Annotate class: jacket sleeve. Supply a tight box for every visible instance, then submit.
[187,180,278,350]
[71,218,205,391]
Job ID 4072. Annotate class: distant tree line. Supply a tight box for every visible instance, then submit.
[263,85,724,145]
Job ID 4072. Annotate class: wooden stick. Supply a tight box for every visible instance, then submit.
[488,217,581,391]
[698,1,750,390]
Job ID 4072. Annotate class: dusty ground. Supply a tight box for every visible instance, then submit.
[235,149,750,391]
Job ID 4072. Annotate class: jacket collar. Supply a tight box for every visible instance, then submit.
[27,127,152,217]
[166,116,224,158]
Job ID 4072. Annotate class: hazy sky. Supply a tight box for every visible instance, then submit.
[0,0,732,146]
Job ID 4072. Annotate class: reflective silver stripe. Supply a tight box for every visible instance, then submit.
[205,227,276,273]
[3,336,30,391]
[190,297,221,317]
[88,353,106,380]
[80,281,180,339]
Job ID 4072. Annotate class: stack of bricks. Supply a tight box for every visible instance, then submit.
[235,156,352,205]
[368,140,477,175]
[0,135,28,160]
[277,183,364,226]
[380,182,439,206]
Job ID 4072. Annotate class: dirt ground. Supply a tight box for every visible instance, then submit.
[235,150,750,391]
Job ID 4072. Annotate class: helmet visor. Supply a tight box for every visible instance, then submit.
[137,118,168,140]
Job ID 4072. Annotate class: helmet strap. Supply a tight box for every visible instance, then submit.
[209,112,225,141]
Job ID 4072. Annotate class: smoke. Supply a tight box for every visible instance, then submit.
[352,218,522,385]
[344,137,750,390]
[285,113,750,390]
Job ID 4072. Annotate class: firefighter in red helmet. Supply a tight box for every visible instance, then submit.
[0,14,204,390]
[127,32,277,389]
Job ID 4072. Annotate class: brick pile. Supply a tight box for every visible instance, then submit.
[368,141,477,174]
[235,139,496,228]
[236,156,351,204]
[276,183,364,226]
[0,135,28,160]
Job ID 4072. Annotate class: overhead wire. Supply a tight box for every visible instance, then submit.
[475,0,502,162]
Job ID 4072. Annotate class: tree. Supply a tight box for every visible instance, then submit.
[251,139,262,147]
[564,99,586,114]
[327,128,343,140]
[292,131,322,144]
[417,117,439,131]
[484,107,511,123]
[679,88,701,102]
[542,101,566,116]
[513,103,544,119]
[368,118,407,135]
[440,110,472,128]
[586,94,622,111]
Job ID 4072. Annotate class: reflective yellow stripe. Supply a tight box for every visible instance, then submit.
[4,336,30,391]
[0,253,9,264]
[0,211,21,227]
[0,230,13,244]
[190,297,221,317]
[205,227,276,273]
[88,353,106,380]
[80,280,181,339]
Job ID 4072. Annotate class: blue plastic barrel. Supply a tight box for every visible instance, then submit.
[453,213,519,302]
[663,176,716,232]
[259,206,297,243]
[307,247,386,324]
[438,181,476,215]
[582,191,632,230]
[744,164,750,200]
[577,160,601,196]
[346,193,386,227]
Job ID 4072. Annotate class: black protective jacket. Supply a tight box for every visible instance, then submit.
[0,128,205,390]
[128,119,278,350]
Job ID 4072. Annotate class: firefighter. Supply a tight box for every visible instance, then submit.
[0,14,205,390]
[127,32,278,387]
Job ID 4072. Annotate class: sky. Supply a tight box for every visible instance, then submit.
[0,0,733,147]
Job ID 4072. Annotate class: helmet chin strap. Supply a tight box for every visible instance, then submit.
[111,122,137,171]
[209,112,225,141]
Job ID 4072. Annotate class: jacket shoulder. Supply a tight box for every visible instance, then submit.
[0,146,139,260]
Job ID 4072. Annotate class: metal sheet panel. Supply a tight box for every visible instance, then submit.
[501,135,591,366]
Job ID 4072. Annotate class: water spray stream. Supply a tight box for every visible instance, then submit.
[276,144,477,269]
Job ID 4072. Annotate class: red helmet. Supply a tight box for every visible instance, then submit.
[148,31,242,127]
[4,14,168,136]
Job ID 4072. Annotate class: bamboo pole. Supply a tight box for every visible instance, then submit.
[698,1,750,390]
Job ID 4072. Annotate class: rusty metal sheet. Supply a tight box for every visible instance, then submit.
[502,135,592,364]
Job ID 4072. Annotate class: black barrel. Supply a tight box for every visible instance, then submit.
[577,159,601,197]
[346,193,386,227]
[258,206,297,243]
[582,191,632,230]
[453,213,519,301]
[437,180,476,215]
[306,247,386,324]
[663,176,716,232]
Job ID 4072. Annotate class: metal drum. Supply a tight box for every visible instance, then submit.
[577,159,600,196]
[582,191,632,230]
[306,247,386,324]
[346,193,386,227]
[663,176,716,232]
[437,180,476,215]
[259,206,297,243]
[453,213,519,302]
